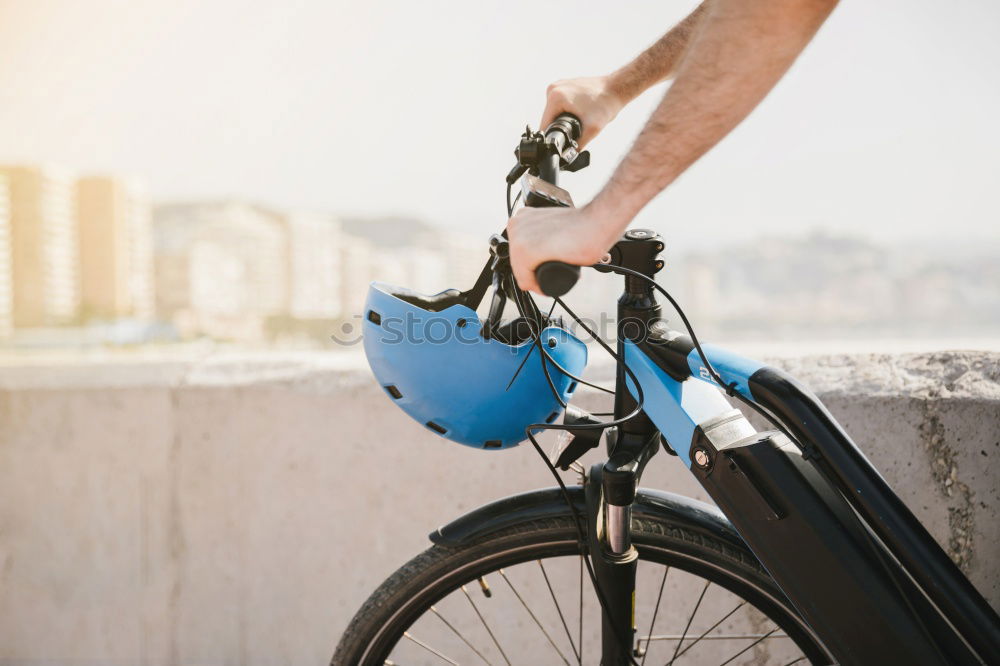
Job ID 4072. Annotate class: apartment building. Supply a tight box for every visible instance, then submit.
[76,176,155,320]
[281,212,342,320]
[338,216,468,317]
[0,165,78,327]
[154,201,288,339]
[339,233,374,320]
[441,232,487,292]
[0,174,11,338]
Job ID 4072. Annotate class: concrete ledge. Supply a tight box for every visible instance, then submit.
[0,350,997,663]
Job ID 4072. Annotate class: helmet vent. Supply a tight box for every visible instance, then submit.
[367,309,382,325]
[545,411,560,423]
[385,385,402,399]
[483,440,503,448]
[425,421,448,435]
[567,381,578,394]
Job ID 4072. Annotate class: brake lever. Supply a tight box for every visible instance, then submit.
[482,235,511,340]
[483,272,506,340]
[551,406,606,470]
[513,124,589,176]
[563,150,590,173]
[483,234,551,339]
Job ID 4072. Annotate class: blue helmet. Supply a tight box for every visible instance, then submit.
[362,281,588,449]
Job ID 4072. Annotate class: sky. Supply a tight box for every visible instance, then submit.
[1,0,999,252]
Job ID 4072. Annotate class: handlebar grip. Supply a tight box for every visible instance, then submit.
[544,113,583,147]
[549,113,583,141]
[535,261,581,298]
[532,115,584,297]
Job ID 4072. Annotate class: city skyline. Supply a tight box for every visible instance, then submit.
[0,161,491,346]
[0,151,997,349]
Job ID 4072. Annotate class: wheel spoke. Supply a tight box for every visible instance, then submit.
[666,579,710,665]
[640,566,670,666]
[431,605,494,665]
[461,585,512,666]
[669,600,746,662]
[538,559,580,663]
[498,568,572,666]
[718,627,779,666]
[368,545,819,666]
[402,631,460,665]
[646,632,788,642]
[578,554,584,665]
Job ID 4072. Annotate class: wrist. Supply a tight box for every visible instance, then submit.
[604,69,639,107]
[583,191,636,249]
[574,73,627,126]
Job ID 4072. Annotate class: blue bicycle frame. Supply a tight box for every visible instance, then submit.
[579,227,1000,666]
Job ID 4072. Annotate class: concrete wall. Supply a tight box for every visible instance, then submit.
[0,351,997,664]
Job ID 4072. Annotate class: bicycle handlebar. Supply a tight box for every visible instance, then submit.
[534,113,583,297]
[536,261,581,297]
[537,113,580,184]
[544,113,582,152]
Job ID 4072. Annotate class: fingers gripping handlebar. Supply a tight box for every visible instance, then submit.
[535,261,581,297]
[531,113,583,298]
[545,113,582,144]
[475,114,588,326]
[540,113,581,178]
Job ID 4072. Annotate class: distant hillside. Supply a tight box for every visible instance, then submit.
[341,216,440,248]
[676,231,1000,337]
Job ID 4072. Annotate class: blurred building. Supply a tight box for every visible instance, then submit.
[280,211,342,320]
[339,216,480,313]
[441,232,488,291]
[154,202,287,340]
[339,234,374,319]
[0,174,11,338]
[0,165,78,327]
[76,176,154,320]
[681,258,719,324]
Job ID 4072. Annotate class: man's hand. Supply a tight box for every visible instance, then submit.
[539,76,625,148]
[538,4,708,147]
[507,205,618,293]
[517,0,836,295]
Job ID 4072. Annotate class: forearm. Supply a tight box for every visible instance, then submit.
[589,0,838,238]
[607,3,708,104]
[538,3,708,147]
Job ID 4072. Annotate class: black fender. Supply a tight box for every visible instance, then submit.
[430,485,744,548]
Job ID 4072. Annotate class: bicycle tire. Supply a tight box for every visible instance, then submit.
[332,506,830,665]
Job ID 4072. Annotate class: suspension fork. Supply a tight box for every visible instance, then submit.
[587,229,665,665]
[586,428,660,665]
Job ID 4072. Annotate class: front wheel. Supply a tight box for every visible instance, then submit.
[333,506,830,665]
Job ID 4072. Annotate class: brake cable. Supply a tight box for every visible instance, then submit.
[597,262,804,450]
[505,273,615,397]
[508,248,800,664]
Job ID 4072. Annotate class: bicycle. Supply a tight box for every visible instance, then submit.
[333,115,1000,665]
